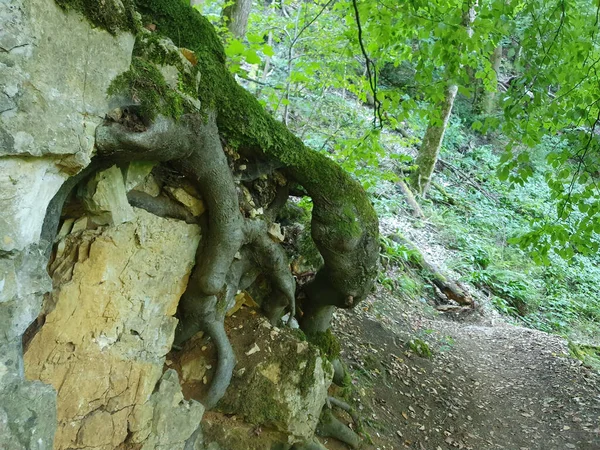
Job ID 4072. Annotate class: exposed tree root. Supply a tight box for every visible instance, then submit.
[47,3,379,411]
[331,358,347,386]
[327,397,360,426]
[316,407,360,449]
[96,111,244,408]
[127,190,197,223]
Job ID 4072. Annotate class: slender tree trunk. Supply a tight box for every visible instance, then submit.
[482,44,503,114]
[411,0,477,197]
[283,5,302,126]
[411,84,458,196]
[222,0,253,39]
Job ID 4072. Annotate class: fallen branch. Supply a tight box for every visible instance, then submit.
[390,233,473,306]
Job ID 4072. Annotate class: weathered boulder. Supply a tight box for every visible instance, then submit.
[24,207,201,449]
[175,309,333,446]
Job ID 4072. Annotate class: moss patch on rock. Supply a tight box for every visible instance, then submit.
[107,57,184,119]
[55,0,138,34]
[307,329,341,360]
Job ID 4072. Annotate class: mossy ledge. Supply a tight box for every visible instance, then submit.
[55,0,139,34]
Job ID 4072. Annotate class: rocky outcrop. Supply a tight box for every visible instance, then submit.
[174,309,334,448]
[24,197,201,449]
[2,1,337,449]
[0,0,134,447]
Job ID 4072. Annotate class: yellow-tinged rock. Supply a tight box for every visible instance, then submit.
[165,186,206,216]
[24,208,201,450]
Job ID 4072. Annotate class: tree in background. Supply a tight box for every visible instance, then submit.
[222,0,253,38]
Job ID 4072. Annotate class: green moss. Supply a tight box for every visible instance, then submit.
[135,0,225,62]
[133,0,377,220]
[220,373,288,426]
[297,354,317,397]
[108,57,186,120]
[55,0,138,34]
[133,34,199,97]
[408,338,432,358]
[307,329,341,360]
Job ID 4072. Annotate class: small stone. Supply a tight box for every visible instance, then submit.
[245,343,260,356]
[71,216,89,234]
[165,186,206,216]
[268,223,285,242]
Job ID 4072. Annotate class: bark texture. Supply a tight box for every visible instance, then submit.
[411,83,458,196]
[222,0,253,38]
[482,44,503,114]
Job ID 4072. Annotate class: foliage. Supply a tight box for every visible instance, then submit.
[408,338,432,358]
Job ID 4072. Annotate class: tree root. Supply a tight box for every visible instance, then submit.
[316,407,360,449]
[397,179,425,219]
[127,190,197,223]
[327,397,360,426]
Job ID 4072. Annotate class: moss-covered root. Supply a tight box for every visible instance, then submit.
[243,219,296,324]
[128,0,380,333]
[316,407,360,449]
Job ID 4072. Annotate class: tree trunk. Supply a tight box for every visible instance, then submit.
[482,44,503,114]
[411,0,476,197]
[411,83,458,196]
[222,0,252,39]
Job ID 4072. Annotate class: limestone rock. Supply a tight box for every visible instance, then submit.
[1,0,134,447]
[24,209,201,450]
[124,161,157,192]
[0,0,134,163]
[165,186,206,217]
[215,311,333,442]
[0,158,65,252]
[78,165,135,225]
[136,369,205,450]
[268,223,285,243]
[0,380,56,450]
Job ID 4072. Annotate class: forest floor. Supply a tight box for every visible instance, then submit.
[329,286,600,450]
[325,215,600,450]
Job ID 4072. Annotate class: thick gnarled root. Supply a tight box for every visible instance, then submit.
[316,407,360,449]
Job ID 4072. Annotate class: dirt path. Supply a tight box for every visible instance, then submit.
[330,287,600,450]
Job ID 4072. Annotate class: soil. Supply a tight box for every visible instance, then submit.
[329,284,600,450]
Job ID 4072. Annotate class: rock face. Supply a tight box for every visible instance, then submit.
[2,2,333,449]
[0,0,134,448]
[24,207,202,449]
